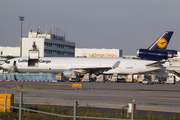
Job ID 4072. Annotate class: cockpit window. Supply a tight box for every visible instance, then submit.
[5,61,10,64]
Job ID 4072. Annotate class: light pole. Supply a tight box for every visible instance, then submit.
[19,16,25,57]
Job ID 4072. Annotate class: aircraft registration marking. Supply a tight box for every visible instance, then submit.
[126,67,133,69]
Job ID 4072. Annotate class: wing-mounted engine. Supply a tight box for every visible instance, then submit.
[137,49,177,60]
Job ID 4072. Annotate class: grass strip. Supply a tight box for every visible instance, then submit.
[0,105,180,120]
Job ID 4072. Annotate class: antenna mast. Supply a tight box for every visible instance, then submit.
[30,26,32,32]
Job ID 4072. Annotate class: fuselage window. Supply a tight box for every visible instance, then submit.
[5,61,10,64]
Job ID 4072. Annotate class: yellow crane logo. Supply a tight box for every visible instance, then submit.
[157,38,168,49]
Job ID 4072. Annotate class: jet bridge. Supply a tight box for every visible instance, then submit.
[28,42,39,67]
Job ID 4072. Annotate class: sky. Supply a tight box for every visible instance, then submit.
[0,0,180,55]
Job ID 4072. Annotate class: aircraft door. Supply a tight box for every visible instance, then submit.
[13,61,16,67]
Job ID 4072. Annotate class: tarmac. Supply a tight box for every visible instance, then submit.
[0,81,180,114]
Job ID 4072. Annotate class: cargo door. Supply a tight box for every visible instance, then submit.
[28,50,39,67]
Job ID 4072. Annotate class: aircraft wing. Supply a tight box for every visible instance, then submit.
[70,61,120,75]
[146,61,166,68]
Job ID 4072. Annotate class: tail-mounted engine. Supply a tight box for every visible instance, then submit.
[137,49,177,60]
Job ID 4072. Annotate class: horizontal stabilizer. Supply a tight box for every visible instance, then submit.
[146,61,166,68]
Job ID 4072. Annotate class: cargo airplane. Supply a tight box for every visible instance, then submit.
[2,31,177,76]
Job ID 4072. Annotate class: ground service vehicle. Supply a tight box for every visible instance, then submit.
[143,79,153,85]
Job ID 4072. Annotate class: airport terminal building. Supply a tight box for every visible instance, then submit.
[22,29,75,57]
[75,48,123,58]
[0,47,20,66]
[0,27,75,65]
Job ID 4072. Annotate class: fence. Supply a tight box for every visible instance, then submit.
[0,73,57,82]
[1,85,180,120]
[0,87,135,120]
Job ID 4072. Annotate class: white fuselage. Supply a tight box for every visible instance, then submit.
[2,57,161,74]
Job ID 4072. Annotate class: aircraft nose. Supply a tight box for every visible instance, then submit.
[1,63,4,68]
[1,63,7,69]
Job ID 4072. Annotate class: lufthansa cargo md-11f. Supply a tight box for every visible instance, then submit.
[2,31,177,76]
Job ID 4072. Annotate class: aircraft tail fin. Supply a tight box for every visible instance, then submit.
[148,31,173,51]
[137,31,177,61]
